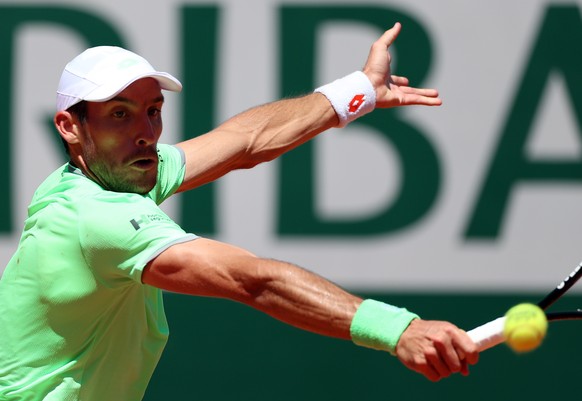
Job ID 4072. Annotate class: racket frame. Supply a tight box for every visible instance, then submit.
[467,261,582,352]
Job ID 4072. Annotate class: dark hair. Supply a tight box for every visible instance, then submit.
[67,100,88,123]
[60,101,88,155]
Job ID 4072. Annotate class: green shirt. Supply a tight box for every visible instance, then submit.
[0,144,197,400]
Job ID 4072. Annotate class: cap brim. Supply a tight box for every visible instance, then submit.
[83,71,182,102]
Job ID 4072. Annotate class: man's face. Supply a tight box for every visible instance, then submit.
[76,78,165,194]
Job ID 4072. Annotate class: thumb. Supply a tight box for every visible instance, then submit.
[379,22,402,47]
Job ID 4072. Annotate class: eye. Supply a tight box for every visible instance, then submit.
[112,110,127,118]
[149,107,162,117]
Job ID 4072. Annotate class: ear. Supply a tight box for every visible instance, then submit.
[54,111,81,145]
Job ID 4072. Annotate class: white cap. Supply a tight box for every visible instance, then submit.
[56,46,182,111]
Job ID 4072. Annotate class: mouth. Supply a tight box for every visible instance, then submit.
[130,156,158,171]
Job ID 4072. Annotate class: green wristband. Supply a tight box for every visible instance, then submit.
[350,299,420,355]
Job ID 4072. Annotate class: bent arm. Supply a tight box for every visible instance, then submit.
[174,23,441,193]
[142,237,361,339]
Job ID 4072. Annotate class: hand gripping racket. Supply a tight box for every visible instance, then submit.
[467,261,582,352]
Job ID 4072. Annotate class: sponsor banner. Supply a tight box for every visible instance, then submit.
[2,0,582,291]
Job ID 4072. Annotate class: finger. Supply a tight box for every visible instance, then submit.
[379,22,402,48]
[434,338,463,374]
[377,85,442,107]
[453,330,480,366]
[390,75,409,86]
[460,359,471,376]
[398,93,443,107]
[418,362,441,382]
[425,347,452,379]
[460,331,480,365]
[458,347,479,366]
[398,86,440,98]
[457,347,466,361]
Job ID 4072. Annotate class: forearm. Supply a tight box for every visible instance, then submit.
[222,93,338,166]
[176,93,337,191]
[239,258,362,340]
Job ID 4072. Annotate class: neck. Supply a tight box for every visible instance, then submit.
[69,155,111,190]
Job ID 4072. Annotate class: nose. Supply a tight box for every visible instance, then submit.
[135,114,159,146]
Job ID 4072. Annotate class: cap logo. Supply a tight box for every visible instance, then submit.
[117,58,140,69]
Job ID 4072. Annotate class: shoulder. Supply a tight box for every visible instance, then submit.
[78,191,161,232]
[77,190,195,281]
[150,144,186,204]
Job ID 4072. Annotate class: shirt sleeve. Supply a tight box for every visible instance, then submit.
[78,192,197,285]
[148,144,186,205]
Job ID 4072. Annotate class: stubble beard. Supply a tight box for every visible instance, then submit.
[83,140,158,195]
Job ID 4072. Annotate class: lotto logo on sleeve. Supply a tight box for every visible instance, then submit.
[348,94,366,113]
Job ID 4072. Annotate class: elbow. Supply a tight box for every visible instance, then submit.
[231,257,277,305]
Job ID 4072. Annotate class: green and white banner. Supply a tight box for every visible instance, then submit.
[2,0,582,292]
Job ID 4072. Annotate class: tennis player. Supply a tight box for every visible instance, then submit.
[0,23,478,400]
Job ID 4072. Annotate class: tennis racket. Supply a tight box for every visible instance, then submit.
[468,260,582,352]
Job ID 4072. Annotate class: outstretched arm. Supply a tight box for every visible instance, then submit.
[142,238,478,381]
[174,22,441,193]
[143,238,361,338]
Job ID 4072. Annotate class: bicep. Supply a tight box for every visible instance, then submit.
[142,238,260,301]
[174,130,251,192]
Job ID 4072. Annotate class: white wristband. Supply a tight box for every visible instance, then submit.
[314,71,376,127]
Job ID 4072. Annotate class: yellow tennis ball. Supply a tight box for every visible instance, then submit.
[503,303,548,353]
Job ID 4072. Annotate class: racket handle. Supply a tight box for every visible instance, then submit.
[467,316,506,352]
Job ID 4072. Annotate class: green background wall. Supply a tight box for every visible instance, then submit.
[144,292,582,400]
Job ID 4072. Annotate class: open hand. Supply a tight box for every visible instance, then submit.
[363,23,442,108]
